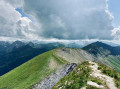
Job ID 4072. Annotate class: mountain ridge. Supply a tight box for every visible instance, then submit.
[83,41,120,56]
[0,42,67,76]
[83,41,120,72]
[0,41,120,89]
[0,47,96,89]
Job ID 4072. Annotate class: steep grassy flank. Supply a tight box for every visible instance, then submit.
[106,55,120,72]
[0,49,67,89]
[98,63,120,89]
[52,61,92,89]
[83,42,120,72]
[52,61,120,89]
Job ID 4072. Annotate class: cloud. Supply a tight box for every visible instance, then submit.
[5,0,23,8]
[0,0,114,40]
[0,0,21,36]
[23,0,114,40]
[112,27,120,40]
[0,0,42,40]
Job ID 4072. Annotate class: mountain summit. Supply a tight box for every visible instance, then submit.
[83,41,120,56]
[83,41,120,72]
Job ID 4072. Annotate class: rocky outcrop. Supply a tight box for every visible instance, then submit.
[33,63,77,89]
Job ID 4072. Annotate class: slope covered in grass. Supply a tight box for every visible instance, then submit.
[53,61,120,89]
[83,41,120,72]
[98,63,120,89]
[0,49,67,89]
[0,47,95,89]
[1,47,120,89]
[52,61,92,89]
[0,42,67,76]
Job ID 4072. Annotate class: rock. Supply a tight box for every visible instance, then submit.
[33,63,77,89]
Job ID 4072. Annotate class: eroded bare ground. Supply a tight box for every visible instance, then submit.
[86,61,117,89]
[49,59,58,69]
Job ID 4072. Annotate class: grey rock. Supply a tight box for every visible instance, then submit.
[33,63,77,89]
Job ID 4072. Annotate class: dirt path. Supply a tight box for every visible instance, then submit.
[89,61,117,89]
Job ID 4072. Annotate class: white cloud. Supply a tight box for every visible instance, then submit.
[0,0,42,40]
[0,0,21,36]
[5,0,23,8]
[23,0,114,40]
[112,27,120,40]
[0,0,115,41]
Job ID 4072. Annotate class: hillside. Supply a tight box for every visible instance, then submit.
[0,47,120,89]
[0,45,59,76]
[83,41,120,72]
[55,48,95,63]
[0,40,86,76]
[0,42,67,76]
[53,61,120,89]
[0,49,67,89]
[82,41,120,56]
[0,48,96,89]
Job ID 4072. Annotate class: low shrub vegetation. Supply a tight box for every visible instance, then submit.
[98,63,120,88]
[88,76,103,85]
[52,61,92,89]
[86,85,101,89]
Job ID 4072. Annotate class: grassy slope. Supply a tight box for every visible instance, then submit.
[98,63,120,89]
[83,44,120,72]
[94,54,120,72]
[52,61,92,89]
[106,56,120,72]
[52,61,120,89]
[0,49,67,89]
[0,47,120,89]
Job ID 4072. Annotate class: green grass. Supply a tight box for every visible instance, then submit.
[106,56,120,72]
[98,63,120,88]
[52,61,91,89]
[0,49,66,89]
[86,85,101,89]
[88,76,103,85]
[52,61,119,89]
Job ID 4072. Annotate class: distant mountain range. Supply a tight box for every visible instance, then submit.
[0,41,120,89]
[0,41,68,76]
[0,40,87,76]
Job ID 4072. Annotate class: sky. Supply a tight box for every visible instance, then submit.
[108,0,120,27]
[0,0,120,44]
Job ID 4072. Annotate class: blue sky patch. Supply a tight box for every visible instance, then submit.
[108,0,120,27]
[16,8,34,22]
